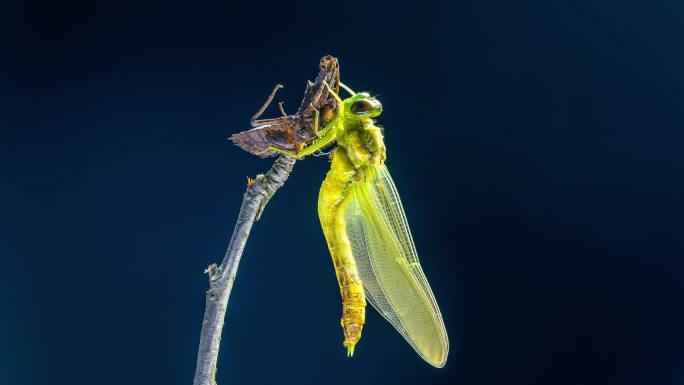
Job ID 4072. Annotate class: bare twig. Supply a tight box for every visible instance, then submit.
[193,156,296,385]
[193,55,339,385]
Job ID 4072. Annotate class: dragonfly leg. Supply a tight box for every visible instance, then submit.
[308,103,322,137]
[256,135,328,158]
[256,145,303,159]
[323,81,343,104]
[339,82,356,96]
[258,123,338,158]
[251,84,283,123]
[309,104,338,139]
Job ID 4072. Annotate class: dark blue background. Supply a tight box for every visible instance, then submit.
[2,1,683,384]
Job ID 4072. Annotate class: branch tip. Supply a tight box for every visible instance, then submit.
[204,263,218,277]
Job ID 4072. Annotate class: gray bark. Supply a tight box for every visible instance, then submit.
[193,156,296,385]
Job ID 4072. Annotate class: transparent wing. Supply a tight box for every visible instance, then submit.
[343,164,449,367]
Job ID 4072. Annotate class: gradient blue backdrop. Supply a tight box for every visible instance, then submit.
[2,1,683,384]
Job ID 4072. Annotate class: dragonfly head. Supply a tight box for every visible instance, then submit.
[346,92,383,118]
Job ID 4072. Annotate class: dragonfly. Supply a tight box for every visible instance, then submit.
[261,82,449,368]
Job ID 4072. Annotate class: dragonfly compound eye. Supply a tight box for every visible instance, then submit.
[350,99,375,114]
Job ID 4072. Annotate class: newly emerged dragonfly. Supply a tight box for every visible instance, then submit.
[262,83,449,367]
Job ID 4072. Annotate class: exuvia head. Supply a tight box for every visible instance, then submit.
[345,92,383,118]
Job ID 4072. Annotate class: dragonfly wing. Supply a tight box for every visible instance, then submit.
[343,164,449,367]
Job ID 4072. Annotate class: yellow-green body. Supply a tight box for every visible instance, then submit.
[318,114,386,354]
[265,84,448,367]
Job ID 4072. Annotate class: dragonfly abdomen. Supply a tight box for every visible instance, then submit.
[318,147,367,356]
